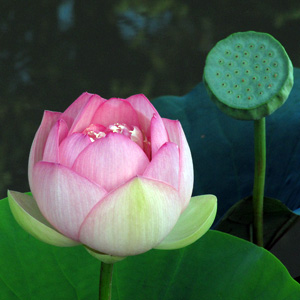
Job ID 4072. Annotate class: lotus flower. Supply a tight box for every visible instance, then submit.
[8,93,217,263]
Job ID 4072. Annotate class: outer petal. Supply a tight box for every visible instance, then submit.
[32,162,107,240]
[43,119,69,163]
[163,119,194,210]
[79,177,182,256]
[91,98,140,128]
[143,142,179,190]
[126,94,159,136]
[72,133,149,191]
[155,195,217,250]
[8,190,79,247]
[150,113,169,157]
[68,94,106,135]
[59,133,91,168]
[28,110,61,189]
[60,92,94,128]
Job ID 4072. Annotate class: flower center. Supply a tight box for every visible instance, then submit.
[83,123,144,148]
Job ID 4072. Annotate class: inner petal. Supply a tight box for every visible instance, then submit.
[72,133,150,191]
[91,98,140,129]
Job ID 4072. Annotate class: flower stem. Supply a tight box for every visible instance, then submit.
[252,118,266,247]
[99,263,114,300]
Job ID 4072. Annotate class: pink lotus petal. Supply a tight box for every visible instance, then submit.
[163,119,194,210]
[72,133,149,191]
[143,142,179,190]
[32,162,107,240]
[126,94,160,136]
[59,133,91,168]
[61,92,94,128]
[91,98,139,128]
[79,177,182,256]
[150,113,169,157]
[68,94,106,135]
[28,111,61,189]
[43,119,69,163]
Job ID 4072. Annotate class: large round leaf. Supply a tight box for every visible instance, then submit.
[0,197,299,299]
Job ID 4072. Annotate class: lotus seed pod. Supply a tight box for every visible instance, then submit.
[203,31,294,120]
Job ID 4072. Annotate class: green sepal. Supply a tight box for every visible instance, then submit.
[8,190,79,247]
[155,194,217,250]
[84,246,126,264]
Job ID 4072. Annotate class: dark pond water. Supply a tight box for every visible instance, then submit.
[1,0,300,197]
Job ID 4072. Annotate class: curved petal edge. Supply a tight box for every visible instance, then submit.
[7,190,79,247]
[154,194,217,250]
[84,246,126,264]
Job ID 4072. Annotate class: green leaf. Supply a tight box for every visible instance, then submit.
[216,196,298,248]
[1,197,299,299]
[216,196,300,278]
[153,67,300,220]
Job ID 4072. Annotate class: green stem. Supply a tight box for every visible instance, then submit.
[252,118,266,247]
[99,263,114,300]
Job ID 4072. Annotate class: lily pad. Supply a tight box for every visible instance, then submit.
[215,196,300,278]
[0,197,299,299]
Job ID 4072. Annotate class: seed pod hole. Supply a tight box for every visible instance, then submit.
[259,44,265,50]
[273,73,278,78]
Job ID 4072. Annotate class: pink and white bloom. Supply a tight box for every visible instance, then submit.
[8,93,217,262]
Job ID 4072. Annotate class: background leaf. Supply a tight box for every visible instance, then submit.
[153,68,300,221]
[1,197,299,299]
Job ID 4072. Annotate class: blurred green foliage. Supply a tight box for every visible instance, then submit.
[1,0,300,197]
